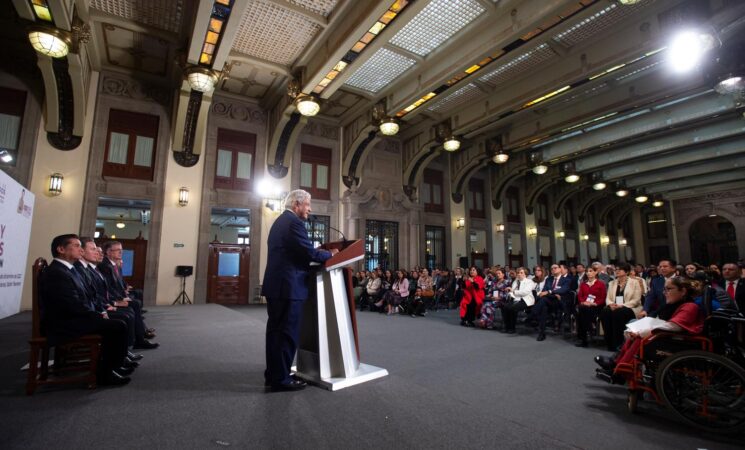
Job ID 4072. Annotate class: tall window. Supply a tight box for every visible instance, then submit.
[536,193,549,227]
[505,186,521,223]
[425,226,446,270]
[563,199,575,231]
[468,178,485,218]
[365,220,398,271]
[305,214,330,248]
[421,168,444,213]
[214,128,256,191]
[0,87,27,166]
[103,109,159,180]
[299,144,331,200]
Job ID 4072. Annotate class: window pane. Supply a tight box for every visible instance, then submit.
[236,152,252,180]
[0,113,21,150]
[121,249,134,277]
[300,162,313,187]
[421,182,431,203]
[216,149,232,177]
[133,136,154,167]
[432,184,441,204]
[316,164,328,189]
[108,132,129,164]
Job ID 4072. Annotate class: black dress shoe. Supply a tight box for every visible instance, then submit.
[269,379,307,392]
[460,320,467,327]
[144,331,157,339]
[127,351,143,361]
[594,355,615,370]
[595,368,625,385]
[116,366,135,376]
[99,370,131,386]
[537,332,546,341]
[123,359,140,369]
[575,340,588,348]
[133,340,159,350]
[141,309,148,314]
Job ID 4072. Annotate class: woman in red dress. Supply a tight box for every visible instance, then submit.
[575,266,607,347]
[595,276,704,381]
[460,266,485,327]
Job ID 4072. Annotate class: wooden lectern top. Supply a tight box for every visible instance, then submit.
[319,240,364,271]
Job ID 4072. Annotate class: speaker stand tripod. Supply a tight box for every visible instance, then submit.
[172,275,193,305]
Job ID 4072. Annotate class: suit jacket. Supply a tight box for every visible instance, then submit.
[737,279,745,313]
[541,274,573,304]
[75,261,111,312]
[643,276,667,316]
[261,209,332,300]
[40,260,100,344]
[98,257,127,301]
[605,277,643,314]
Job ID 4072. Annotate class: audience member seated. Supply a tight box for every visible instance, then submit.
[478,268,510,329]
[418,268,435,310]
[40,234,131,386]
[641,259,677,318]
[407,288,425,317]
[500,267,536,334]
[459,267,484,327]
[373,270,394,311]
[451,268,465,310]
[595,277,705,383]
[359,271,382,311]
[575,266,607,347]
[381,270,409,315]
[533,264,572,341]
[599,262,643,352]
[434,268,452,309]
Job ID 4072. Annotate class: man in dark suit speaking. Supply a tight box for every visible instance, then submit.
[262,189,337,391]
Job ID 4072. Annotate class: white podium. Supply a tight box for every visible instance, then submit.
[294,240,388,391]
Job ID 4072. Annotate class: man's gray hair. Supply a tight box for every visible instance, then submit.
[285,189,311,209]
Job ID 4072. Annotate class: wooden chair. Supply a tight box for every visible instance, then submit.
[26,258,102,395]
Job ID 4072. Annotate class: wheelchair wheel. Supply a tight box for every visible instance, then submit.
[656,350,745,433]
[627,390,639,414]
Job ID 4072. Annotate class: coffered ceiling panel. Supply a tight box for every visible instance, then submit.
[478,43,557,88]
[323,90,365,118]
[219,60,283,98]
[344,47,416,93]
[427,82,483,113]
[552,2,646,48]
[90,0,185,34]
[288,0,339,17]
[232,1,322,66]
[102,24,170,75]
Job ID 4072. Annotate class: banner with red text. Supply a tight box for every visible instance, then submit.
[0,169,34,319]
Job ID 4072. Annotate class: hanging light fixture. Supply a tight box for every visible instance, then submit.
[652,198,664,207]
[616,189,629,197]
[28,25,71,58]
[186,66,219,93]
[592,182,607,190]
[492,149,509,164]
[295,94,321,117]
[634,193,649,203]
[443,135,461,152]
[714,73,745,95]
[562,162,579,183]
[529,152,548,174]
[116,215,126,229]
[532,164,548,175]
[379,117,399,136]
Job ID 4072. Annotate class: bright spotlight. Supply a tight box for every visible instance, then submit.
[667,30,716,73]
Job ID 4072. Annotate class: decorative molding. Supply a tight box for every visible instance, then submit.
[100,74,171,105]
[211,101,266,124]
[302,121,339,139]
[47,58,81,150]
[173,90,202,167]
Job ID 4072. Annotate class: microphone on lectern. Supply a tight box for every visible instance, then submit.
[308,215,347,243]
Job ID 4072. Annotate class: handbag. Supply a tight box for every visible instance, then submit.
[422,289,435,297]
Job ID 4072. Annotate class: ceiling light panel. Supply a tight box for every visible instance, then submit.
[427,83,482,113]
[344,48,416,93]
[389,0,485,57]
[233,1,321,66]
[90,0,184,33]
[478,44,555,88]
[553,3,643,48]
[288,0,339,17]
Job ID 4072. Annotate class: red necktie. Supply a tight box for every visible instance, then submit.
[727,281,736,300]
[553,277,559,289]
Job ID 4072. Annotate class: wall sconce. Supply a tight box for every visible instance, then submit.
[601,236,611,245]
[581,234,589,241]
[495,223,505,232]
[527,226,538,237]
[178,187,189,206]
[557,230,566,238]
[619,238,628,246]
[48,173,63,196]
[456,217,465,230]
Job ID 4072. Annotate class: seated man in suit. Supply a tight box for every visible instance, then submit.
[721,262,744,313]
[641,259,677,318]
[533,264,573,341]
[40,234,131,385]
[98,241,158,349]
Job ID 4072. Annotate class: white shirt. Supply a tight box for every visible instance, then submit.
[53,258,74,270]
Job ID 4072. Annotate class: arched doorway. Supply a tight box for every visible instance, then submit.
[689,215,738,265]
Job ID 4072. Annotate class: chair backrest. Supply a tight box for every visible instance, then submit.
[32,257,48,339]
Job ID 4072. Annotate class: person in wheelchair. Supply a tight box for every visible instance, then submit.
[595,276,704,383]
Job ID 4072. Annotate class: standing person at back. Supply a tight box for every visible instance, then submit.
[262,190,338,392]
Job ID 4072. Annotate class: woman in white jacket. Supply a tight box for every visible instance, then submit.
[500,267,536,333]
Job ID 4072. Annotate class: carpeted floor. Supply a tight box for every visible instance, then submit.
[0,304,741,449]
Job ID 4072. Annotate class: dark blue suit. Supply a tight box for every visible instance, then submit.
[534,275,574,333]
[262,210,332,386]
[643,276,666,317]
